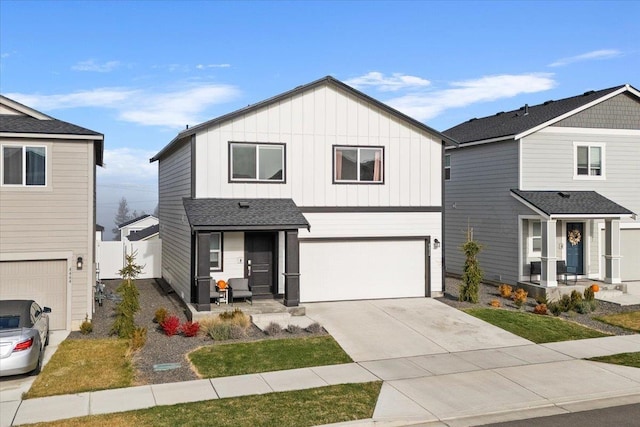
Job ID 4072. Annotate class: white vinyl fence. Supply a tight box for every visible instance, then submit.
[96,240,162,280]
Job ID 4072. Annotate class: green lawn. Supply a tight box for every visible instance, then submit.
[588,352,640,368]
[594,311,640,332]
[464,308,610,343]
[189,335,352,378]
[28,382,382,427]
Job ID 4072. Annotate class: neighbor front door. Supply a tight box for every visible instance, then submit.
[245,232,276,297]
[566,222,584,275]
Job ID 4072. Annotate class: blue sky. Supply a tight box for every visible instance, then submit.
[2,0,639,237]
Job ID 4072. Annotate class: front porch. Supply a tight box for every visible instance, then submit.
[186,298,306,322]
[517,278,640,306]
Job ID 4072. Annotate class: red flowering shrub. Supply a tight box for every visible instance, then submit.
[160,315,181,336]
[181,321,200,337]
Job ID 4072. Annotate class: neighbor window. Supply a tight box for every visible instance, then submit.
[530,220,542,254]
[444,154,451,180]
[209,233,222,271]
[2,145,46,186]
[334,146,383,183]
[230,142,284,182]
[575,143,604,178]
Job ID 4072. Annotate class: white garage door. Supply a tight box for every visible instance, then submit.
[621,229,640,280]
[0,260,67,330]
[299,239,428,302]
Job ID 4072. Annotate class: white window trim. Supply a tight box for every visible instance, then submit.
[573,141,605,180]
[334,146,384,183]
[209,232,222,272]
[528,219,542,257]
[229,142,285,183]
[1,144,48,187]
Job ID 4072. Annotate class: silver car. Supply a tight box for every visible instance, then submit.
[0,300,51,376]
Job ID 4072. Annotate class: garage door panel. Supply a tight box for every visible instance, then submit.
[621,229,640,280]
[300,240,426,302]
[0,260,67,330]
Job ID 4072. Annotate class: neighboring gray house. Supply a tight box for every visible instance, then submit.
[443,84,640,291]
[0,95,104,330]
[151,76,453,312]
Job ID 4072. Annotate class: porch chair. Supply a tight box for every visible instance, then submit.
[228,278,252,305]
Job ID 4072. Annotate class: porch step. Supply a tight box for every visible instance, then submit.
[251,312,316,331]
[595,289,624,300]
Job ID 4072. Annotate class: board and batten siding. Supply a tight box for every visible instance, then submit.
[193,85,442,207]
[157,139,192,300]
[445,140,532,284]
[0,138,95,329]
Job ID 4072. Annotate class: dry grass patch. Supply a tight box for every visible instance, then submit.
[594,311,640,332]
[25,339,134,399]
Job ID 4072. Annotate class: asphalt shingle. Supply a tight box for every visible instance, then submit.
[511,190,634,216]
[0,114,102,136]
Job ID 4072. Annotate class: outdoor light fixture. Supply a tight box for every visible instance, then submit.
[433,239,440,250]
[77,257,83,270]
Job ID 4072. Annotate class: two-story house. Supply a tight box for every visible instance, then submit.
[151,76,453,312]
[443,84,639,295]
[0,95,104,330]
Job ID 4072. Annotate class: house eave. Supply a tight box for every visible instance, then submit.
[444,135,515,149]
[0,132,104,141]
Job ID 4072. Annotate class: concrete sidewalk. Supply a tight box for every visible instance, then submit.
[1,334,639,426]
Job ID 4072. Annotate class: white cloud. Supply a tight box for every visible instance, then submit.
[98,147,158,181]
[196,63,231,69]
[7,83,240,129]
[72,59,121,72]
[549,49,622,67]
[384,73,556,122]
[345,72,431,92]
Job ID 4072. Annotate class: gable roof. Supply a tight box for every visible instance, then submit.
[118,214,158,229]
[444,84,639,144]
[182,198,310,231]
[151,76,456,162]
[511,189,634,218]
[127,224,159,241]
[0,95,104,166]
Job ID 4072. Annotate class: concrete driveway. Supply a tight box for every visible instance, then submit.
[304,298,531,362]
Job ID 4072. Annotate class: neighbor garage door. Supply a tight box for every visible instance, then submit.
[621,229,640,280]
[0,260,67,330]
[299,239,428,302]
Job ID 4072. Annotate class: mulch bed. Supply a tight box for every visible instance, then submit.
[438,277,640,336]
[69,279,323,385]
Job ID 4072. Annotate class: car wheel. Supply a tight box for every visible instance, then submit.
[31,349,43,376]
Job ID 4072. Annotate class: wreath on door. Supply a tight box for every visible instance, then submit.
[568,228,581,246]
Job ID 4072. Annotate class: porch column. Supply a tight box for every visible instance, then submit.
[540,219,557,287]
[284,230,300,307]
[195,232,211,311]
[604,219,622,284]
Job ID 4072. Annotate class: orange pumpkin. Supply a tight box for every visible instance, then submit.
[591,284,600,292]
[217,280,227,289]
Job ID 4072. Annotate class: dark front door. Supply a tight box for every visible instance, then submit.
[245,232,276,298]
[566,222,584,275]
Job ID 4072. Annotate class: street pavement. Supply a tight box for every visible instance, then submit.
[1,298,639,426]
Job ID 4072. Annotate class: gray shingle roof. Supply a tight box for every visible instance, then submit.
[0,114,102,136]
[183,198,310,230]
[128,224,159,241]
[118,214,155,229]
[444,85,627,144]
[511,190,634,217]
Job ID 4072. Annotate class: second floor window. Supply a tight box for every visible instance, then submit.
[576,144,603,177]
[230,142,285,182]
[2,145,46,186]
[445,154,451,180]
[334,146,383,183]
[210,232,222,271]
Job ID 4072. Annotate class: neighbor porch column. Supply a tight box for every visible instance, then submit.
[604,219,622,284]
[284,230,300,307]
[540,219,557,287]
[195,232,211,311]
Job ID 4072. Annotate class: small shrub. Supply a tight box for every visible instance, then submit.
[489,299,501,308]
[160,315,181,336]
[228,312,250,330]
[459,239,483,303]
[130,327,147,350]
[548,301,562,316]
[208,323,232,340]
[264,322,282,336]
[229,324,246,340]
[589,299,598,311]
[181,321,200,337]
[219,308,245,321]
[306,322,323,334]
[533,303,548,315]
[498,284,512,298]
[558,294,572,312]
[154,307,168,324]
[512,288,528,308]
[576,301,592,314]
[80,315,93,334]
[286,324,303,334]
[535,294,548,305]
[570,290,583,309]
[584,287,595,302]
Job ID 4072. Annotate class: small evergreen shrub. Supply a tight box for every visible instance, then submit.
[110,252,142,339]
[583,287,595,302]
[286,324,303,333]
[130,327,147,350]
[533,303,548,315]
[558,294,572,312]
[576,301,592,314]
[264,322,282,336]
[181,321,200,337]
[548,301,562,316]
[459,239,483,303]
[535,294,548,305]
[154,307,168,324]
[306,322,323,334]
[80,315,93,335]
[161,315,181,336]
[498,284,512,298]
[570,290,583,309]
[489,299,501,308]
[208,323,232,340]
[512,288,528,308]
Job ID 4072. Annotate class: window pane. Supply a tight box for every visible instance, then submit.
[532,237,542,252]
[336,148,357,181]
[577,146,588,175]
[360,148,382,182]
[532,221,541,237]
[444,168,451,180]
[590,147,601,175]
[210,234,220,250]
[445,155,450,167]
[258,146,283,180]
[26,147,45,185]
[232,145,256,179]
[3,146,22,185]
[209,252,219,269]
